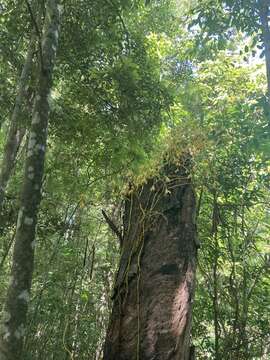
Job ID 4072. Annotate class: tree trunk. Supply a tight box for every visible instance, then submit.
[103,160,198,360]
[0,34,36,211]
[259,0,270,102]
[0,1,60,359]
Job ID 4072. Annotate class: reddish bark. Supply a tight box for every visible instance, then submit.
[104,162,198,360]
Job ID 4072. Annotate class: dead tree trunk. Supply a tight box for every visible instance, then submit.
[103,160,198,360]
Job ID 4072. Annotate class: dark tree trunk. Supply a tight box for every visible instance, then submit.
[0,34,36,210]
[0,1,60,359]
[103,160,198,360]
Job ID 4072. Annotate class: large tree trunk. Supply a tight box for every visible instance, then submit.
[0,1,60,359]
[103,160,198,360]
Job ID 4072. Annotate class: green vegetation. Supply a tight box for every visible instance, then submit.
[0,0,269,359]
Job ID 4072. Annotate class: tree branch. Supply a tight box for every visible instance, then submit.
[24,0,44,70]
[102,209,123,246]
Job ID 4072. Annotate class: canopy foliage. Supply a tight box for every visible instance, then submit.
[0,0,269,359]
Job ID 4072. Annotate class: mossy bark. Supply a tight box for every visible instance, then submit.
[0,1,60,359]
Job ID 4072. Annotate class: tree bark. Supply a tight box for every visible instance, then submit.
[259,0,270,102]
[0,34,36,211]
[0,1,60,359]
[211,197,220,360]
[103,160,198,360]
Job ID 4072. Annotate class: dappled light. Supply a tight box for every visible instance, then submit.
[0,1,269,359]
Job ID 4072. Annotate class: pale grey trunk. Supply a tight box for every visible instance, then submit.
[0,36,36,210]
[0,1,60,359]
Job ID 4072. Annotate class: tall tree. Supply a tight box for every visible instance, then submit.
[0,1,60,359]
[0,1,42,211]
[0,34,35,211]
[104,159,198,360]
[0,1,268,359]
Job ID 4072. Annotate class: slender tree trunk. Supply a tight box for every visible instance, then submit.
[259,0,270,102]
[0,1,60,359]
[212,236,219,360]
[211,197,220,360]
[103,161,198,360]
[0,35,36,210]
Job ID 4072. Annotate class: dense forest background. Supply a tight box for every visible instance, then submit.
[0,0,269,359]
